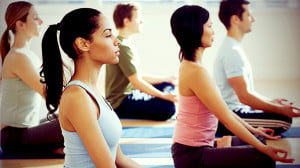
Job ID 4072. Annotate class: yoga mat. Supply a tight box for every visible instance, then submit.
[120,144,172,158]
[122,127,173,138]
[122,127,300,138]
[281,127,300,138]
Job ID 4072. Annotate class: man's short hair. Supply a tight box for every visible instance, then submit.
[219,0,250,29]
[113,2,140,29]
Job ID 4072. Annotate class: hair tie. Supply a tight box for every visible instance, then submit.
[8,29,14,43]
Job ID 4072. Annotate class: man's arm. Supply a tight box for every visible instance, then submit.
[228,76,300,117]
[142,73,177,85]
[128,73,177,103]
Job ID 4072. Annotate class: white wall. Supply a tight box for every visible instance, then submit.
[1,1,299,115]
[1,1,300,82]
[134,4,300,80]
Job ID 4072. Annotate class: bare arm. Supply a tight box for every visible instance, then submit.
[5,52,45,97]
[228,76,300,117]
[115,145,142,168]
[181,62,293,163]
[142,73,177,85]
[231,112,281,140]
[128,73,177,103]
[189,67,265,150]
[60,87,116,168]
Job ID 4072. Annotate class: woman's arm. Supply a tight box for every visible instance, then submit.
[115,145,142,168]
[185,64,294,163]
[228,76,300,117]
[10,52,45,97]
[60,86,116,168]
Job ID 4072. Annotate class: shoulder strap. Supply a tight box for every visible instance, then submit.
[66,80,113,112]
[66,80,102,110]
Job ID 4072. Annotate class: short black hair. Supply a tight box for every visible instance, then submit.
[170,5,209,62]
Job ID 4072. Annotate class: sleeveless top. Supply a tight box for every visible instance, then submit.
[173,95,218,147]
[0,78,42,127]
[62,80,122,168]
[1,48,42,128]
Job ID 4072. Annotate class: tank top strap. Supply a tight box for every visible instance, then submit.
[66,80,102,110]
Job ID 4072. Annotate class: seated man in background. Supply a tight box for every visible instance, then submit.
[214,0,300,135]
[105,2,177,121]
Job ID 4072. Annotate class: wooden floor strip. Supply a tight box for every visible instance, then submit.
[132,158,173,165]
[0,159,64,168]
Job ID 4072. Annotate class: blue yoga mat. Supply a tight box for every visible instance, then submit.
[120,144,172,158]
[281,127,300,138]
[122,127,300,138]
[122,127,174,138]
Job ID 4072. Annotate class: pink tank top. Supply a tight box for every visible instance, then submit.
[173,95,218,147]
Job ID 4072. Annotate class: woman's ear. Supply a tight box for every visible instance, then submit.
[74,37,90,52]
[15,20,25,31]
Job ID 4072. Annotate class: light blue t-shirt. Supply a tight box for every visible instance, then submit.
[62,80,122,168]
[214,36,254,110]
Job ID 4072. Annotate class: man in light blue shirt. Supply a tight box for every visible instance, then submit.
[214,0,300,135]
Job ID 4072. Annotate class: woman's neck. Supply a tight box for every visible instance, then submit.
[194,47,205,63]
[12,33,31,49]
[227,28,244,42]
[72,59,102,89]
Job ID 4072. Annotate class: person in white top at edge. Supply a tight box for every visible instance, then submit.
[214,0,300,136]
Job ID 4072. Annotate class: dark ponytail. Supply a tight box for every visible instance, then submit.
[40,24,63,119]
[40,8,102,119]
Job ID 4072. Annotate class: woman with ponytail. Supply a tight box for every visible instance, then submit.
[0,1,64,155]
[40,8,141,168]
